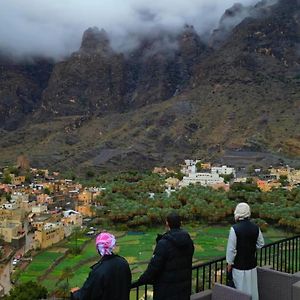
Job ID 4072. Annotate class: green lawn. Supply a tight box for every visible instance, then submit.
[19,225,290,292]
[18,250,64,283]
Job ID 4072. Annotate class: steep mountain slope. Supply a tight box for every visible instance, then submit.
[0,57,53,130]
[0,0,299,171]
[38,25,207,117]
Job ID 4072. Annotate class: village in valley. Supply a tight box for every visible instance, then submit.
[0,155,300,296]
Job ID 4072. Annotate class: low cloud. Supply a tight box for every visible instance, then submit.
[0,0,273,60]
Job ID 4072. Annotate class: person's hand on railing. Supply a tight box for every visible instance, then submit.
[227,264,232,273]
[70,287,80,300]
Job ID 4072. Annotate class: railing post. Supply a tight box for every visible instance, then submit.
[130,235,300,297]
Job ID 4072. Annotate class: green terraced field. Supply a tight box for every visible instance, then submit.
[18,225,289,292]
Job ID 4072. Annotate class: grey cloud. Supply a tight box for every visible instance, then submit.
[0,0,274,60]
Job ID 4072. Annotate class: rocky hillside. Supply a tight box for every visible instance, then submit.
[38,25,207,117]
[0,0,299,172]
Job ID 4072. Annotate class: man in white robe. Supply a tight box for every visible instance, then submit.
[226,202,264,300]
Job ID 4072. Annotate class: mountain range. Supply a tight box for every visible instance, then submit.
[0,0,299,172]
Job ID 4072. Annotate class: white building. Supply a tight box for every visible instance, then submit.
[211,166,236,177]
[179,172,224,187]
[32,204,48,214]
[181,160,201,175]
[11,192,29,204]
[179,161,236,187]
[2,202,19,210]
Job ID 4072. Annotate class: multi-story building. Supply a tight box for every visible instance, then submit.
[36,194,53,205]
[0,219,25,248]
[75,204,95,217]
[0,208,25,222]
[78,190,93,204]
[180,172,224,187]
[32,204,48,214]
[211,166,236,177]
[181,160,200,175]
[62,210,83,227]
[34,222,64,249]
[179,160,236,187]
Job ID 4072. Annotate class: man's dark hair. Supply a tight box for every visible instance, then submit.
[167,212,181,229]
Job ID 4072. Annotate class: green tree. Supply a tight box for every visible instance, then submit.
[8,166,20,176]
[44,187,51,195]
[220,173,234,183]
[71,226,81,255]
[279,175,288,186]
[59,266,73,287]
[3,173,12,184]
[3,281,47,300]
[54,266,74,298]
[25,172,33,183]
[86,170,95,178]
[5,193,11,201]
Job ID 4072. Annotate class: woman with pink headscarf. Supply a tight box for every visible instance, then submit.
[71,232,131,300]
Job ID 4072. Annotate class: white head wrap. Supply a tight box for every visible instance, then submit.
[234,202,251,221]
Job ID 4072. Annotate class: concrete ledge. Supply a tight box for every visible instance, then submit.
[212,283,251,300]
[190,283,251,300]
[257,267,298,300]
[292,281,300,300]
[190,289,212,300]
[293,271,300,281]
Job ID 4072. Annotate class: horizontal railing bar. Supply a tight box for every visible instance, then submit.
[131,235,300,299]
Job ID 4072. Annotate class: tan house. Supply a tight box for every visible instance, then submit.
[75,204,95,217]
[31,221,45,231]
[152,167,172,175]
[165,177,180,188]
[37,194,53,204]
[11,176,26,186]
[20,200,36,213]
[269,166,291,179]
[289,169,300,184]
[34,222,64,249]
[0,208,24,222]
[199,162,212,170]
[0,219,24,243]
[78,190,93,204]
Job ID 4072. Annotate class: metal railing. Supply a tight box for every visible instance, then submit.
[130,235,300,300]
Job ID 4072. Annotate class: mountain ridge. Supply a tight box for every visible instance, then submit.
[0,0,299,171]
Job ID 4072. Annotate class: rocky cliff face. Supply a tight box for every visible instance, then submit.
[39,25,208,117]
[0,0,299,171]
[0,57,53,130]
[39,27,126,116]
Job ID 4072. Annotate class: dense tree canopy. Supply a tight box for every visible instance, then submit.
[4,281,47,300]
[90,172,300,233]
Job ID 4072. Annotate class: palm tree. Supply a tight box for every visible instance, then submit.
[60,266,73,285]
[55,266,74,299]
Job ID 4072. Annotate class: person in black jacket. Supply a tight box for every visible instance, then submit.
[71,232,131,300]
[133,212,194,300]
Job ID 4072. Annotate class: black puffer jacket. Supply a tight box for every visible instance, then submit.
[138,228,194,300]
[72,254,131,300]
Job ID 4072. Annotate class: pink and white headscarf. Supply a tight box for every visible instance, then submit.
[96,232,116,256]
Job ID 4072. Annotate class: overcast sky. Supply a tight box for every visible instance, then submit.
[0,0,264,60]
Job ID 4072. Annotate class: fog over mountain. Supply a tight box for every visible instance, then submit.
[0,0,275,60]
